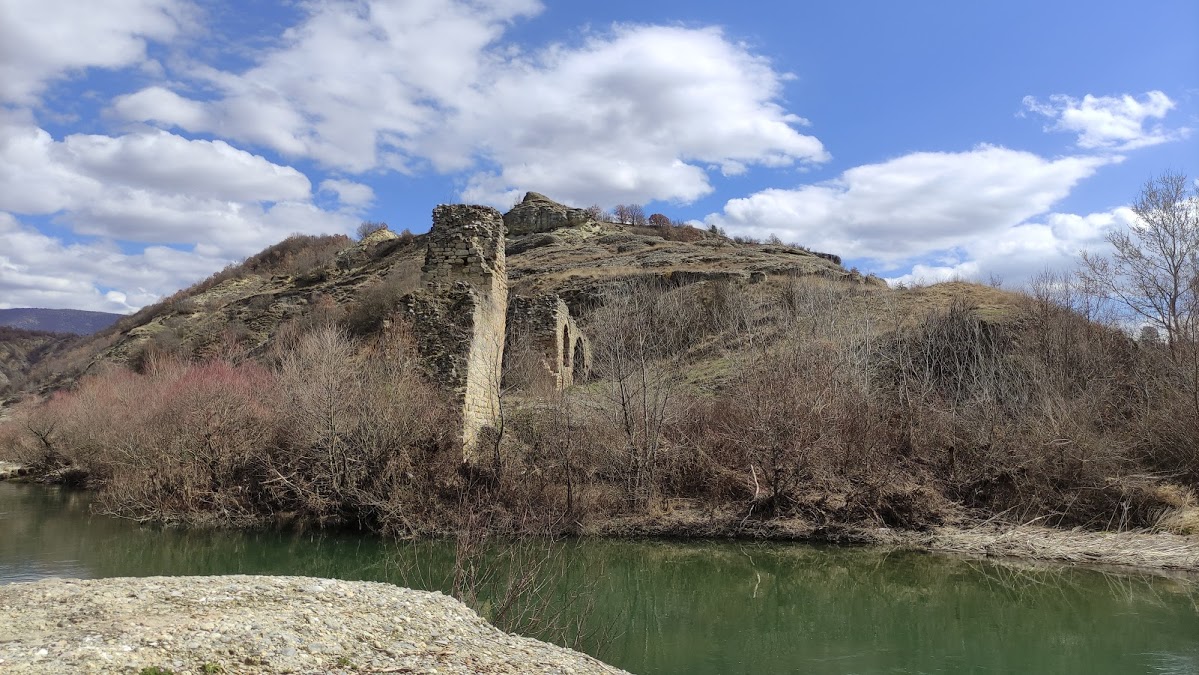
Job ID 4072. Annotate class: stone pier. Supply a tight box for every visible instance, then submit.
[403,204,508,463]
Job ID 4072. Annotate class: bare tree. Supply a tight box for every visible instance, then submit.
[356,221,388,239]
[612,204,646,226]
[1080,171,1199,354]
[647,213,671,228]
[583,204,608,222]
[586,282,692,506]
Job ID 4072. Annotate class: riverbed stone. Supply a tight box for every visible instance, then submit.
[0,575,628,674]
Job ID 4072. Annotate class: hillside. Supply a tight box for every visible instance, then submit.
[4,194,873,397]
[0,308,121,334]
[0,327,76,399]
[1,193,1195,542]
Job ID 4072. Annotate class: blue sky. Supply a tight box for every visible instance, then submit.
[1,0,1196,312]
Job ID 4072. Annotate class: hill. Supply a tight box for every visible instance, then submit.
[0,327,76,400]
[0,308,122,335]
[0,193,1195,542]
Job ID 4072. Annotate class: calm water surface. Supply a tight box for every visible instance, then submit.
[1,482,1197,674]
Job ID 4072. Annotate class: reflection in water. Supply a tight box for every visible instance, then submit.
[1,482,1197,675]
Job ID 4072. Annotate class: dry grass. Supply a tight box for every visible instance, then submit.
[1160,506,1199,535]
[922,525,1199,572]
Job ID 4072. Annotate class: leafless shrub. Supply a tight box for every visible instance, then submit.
[244,233,351,277]
[341,258,423,338]
[357,221,388,239]
[264,324,456,533]
[585,283,700,507]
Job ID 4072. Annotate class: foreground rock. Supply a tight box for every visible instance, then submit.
[0,576,628,674]
[0,461,23,480]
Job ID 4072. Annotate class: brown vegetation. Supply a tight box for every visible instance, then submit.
[2,182,1197,544]
[5,274,1197,540]
[5,323,458,533]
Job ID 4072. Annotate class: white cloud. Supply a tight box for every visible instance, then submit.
[114,6,826,208]
[449,25,829,207]
[706,145,1115,262]
[110,85,212,130]
[63,130,311,203]
[0,212,226,312]
[319,179,375,210]
[0,117,347,256]
[113,0,544,172]
[884,208,1136,288]
[0,0,193,105]
[1022,91,1189,151]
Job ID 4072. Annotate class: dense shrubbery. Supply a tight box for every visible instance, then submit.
[490,278,1198,532]
[3,274,1197,536]
[5,324,457,533]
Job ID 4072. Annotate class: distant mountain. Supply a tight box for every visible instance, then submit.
[0,308,123,335]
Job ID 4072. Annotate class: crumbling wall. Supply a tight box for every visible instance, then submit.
[404,204,507,463]
[507,294,591,390]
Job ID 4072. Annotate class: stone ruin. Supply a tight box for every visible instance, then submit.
[400,196,592,463]
[507,295,591,390]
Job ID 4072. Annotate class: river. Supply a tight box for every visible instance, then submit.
[1,481,1196,674]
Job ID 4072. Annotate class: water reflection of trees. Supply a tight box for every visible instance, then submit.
[3,485,1197,675]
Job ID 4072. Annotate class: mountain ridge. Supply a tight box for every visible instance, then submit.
[0,308,122,335]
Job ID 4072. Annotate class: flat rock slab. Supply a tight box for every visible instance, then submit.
[0,575,629,674]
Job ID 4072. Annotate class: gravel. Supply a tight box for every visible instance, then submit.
[0,575,630,674]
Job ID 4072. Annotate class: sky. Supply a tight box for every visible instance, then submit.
[0,0,1196,313]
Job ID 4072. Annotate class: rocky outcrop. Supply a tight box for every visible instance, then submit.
[0,576,629,674]
[503,192,593,236]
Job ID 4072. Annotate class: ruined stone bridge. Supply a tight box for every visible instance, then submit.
[401,195,591,463]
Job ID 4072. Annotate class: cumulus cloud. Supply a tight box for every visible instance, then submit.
[450,25,829,207]
[112,0,543,172]
[319,179,375,210]
[0,116,346,254]
[113,4,826,208]
[706,145,1115,263]
[883,208,1135,287]
[1022,91,1189,151]
[0,0,193,105]
[0,212,226,312]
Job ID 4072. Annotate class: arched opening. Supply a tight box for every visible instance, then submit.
[561,324,571,369]
[572,339,587,383]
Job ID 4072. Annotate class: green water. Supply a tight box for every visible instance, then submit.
[1,482,1197,674]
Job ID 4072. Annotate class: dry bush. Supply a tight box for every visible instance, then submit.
[867,294,1185,528]
[243,233,351,277]
[585,283,701,506]
[630,224,707,242]
[12,357,279,520]
[6,323,456,532]
[668,332,938,527]
[264,324,457,533]
[342,264,423,337]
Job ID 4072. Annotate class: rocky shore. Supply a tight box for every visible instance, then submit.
[0,576,629,674]
[597,509,1199,574]
[0,461,24,480]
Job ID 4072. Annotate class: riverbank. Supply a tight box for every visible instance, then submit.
[594,508,1199,575]
[3,471,1197,575]
[0,461,23,480]
[0,575,629,674]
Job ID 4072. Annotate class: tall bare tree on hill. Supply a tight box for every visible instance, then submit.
[1080,171,1199,356]
[612,204,646,226]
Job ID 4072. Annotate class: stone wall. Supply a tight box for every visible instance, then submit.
[507,294,590,390]
[405,204,507,463]
[399,198,594,463]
